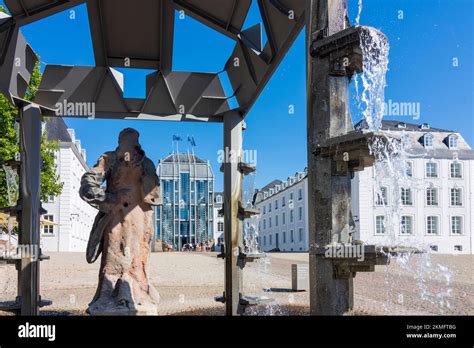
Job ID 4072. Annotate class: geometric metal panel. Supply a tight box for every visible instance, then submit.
[0,0,306,121]
[0,13,38,103]
[173,0,252,40]
[35,65,230,119]
[258,0,306,59]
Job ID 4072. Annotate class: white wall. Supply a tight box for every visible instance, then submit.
[352,158,473,254]
[257,177,309,252]
[41,144,97,252]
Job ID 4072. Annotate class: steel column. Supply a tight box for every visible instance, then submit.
[18,104,42,315]
[223,110,244,316]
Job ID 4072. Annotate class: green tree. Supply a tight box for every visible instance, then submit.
[0,5,63,208]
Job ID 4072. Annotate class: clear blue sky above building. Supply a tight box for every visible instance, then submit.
[4,0,472,191]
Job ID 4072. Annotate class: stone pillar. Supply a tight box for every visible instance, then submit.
[223,110,244,315]
[307,0,354,315]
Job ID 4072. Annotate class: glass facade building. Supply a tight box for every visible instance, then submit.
[155,153,214,250]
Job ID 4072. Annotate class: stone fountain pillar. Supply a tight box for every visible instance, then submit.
[306,0,389,315]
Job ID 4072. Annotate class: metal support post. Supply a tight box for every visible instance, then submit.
[223,110,244,316]
[18,104,42,315]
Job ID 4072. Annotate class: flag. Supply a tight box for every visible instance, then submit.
[173,135,182,141]
[187,135,196,147]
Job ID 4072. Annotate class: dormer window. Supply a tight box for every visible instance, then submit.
[216,195,222,204]
[397,122,407,129]
[447,134,458,149]
[420,123,430,130]
[423,133,433,148]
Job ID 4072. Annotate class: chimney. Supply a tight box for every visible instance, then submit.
[75,140,81,153]
[67,128,76,142]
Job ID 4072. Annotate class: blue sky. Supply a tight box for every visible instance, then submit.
[3,0,472,191]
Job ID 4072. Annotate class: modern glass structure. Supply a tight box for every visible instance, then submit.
[155,153,214,251]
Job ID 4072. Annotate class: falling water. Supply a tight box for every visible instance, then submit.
[241,172,286,315]
[242,172,260,254]
[355,14,453,313]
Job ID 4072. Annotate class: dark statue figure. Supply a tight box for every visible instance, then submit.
[79,128,161,315]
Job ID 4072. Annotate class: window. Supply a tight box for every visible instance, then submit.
[298,189,303,200]
[216,195,222,204]
[423,134,433,148]
[451,216,463,235]
[283,231,286,243]
[282,197,286,207]
[454,245,462,252]
[275,215,279,227]
[263,219,266,230]
[290,230,294,243]
[218,222,224,232]
[290,193,294,201]
[264,236,266,246]
[430,245,438,252]
[42,215,54,234]
[290,210,294,223]
[375,187,388,206]
[450,188,462,206]
[400,216,413,235]
[448,135,458,149]
[401,188,413,206]
[269,234,273,245]
[268,203,271,212]
[426,216,439,235]
[298,206,303,220]
[426,162,438,178]
[426,187,438,206]
[263,206,266,214]
[406,162,413,177]
[298,228,303,242]
[269,217,272,228]
[450,162,462,178]
[275,200,278,209]
[375,216,385,235]
[282,212,286,225]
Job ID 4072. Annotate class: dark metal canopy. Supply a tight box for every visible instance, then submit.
[0,0,306,122]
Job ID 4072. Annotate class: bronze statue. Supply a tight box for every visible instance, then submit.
[79,128,161,315]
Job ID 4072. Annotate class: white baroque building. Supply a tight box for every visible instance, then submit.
[254,169,309,252]
[352,121,473,254]
[255,121,473,255]
[40,118,97,252]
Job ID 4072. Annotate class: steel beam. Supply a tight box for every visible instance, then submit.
[223,110,244,315]
[307,0,354,315]
[4,0,85,27]
[18,104,42,315]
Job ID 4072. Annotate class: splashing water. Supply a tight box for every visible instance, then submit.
[355,22,453,313]
[355,0,363,25]
[242,172,260,254]
[241,172,286,315]
[358,27,390,131]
